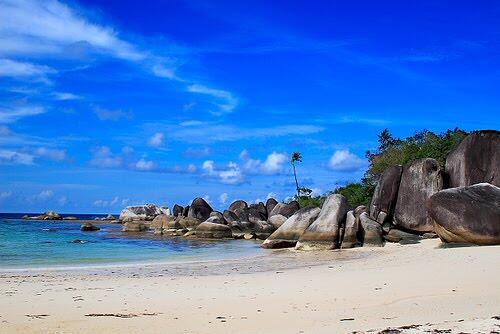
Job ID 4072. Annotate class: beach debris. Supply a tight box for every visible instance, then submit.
[25,314,49,319]
[85,312,160,318]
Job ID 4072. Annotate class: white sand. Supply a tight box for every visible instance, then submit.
[0,239,499,333]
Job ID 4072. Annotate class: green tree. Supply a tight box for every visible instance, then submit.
[290,152,302,198]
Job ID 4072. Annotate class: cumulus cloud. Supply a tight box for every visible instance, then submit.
[89,146,122,168]
[327,150,366,172]
[148,132,165,147]
[134,158,157,171]
[33,190,54,201]
[240,150,287,175]
[202,160,244,185]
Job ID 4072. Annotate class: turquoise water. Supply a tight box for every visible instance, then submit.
[0,219,266,269]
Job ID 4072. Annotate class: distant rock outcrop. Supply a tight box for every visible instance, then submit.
[428,183,500,245]
[296,194,349,250]
[393,158,443,233]
[445,130,500,188]
[119,204,168,222]
[80,222,100,231]
[172,204,184,217]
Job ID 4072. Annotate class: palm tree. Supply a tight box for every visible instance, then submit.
[290,152,302,198]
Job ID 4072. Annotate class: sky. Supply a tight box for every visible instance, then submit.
[0,0,499,213]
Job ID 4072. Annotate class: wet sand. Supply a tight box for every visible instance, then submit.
[0,239,499,333]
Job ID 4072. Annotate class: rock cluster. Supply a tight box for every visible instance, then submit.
[106,130,499,248]
[119,204,169,222]
[22,211,62,220]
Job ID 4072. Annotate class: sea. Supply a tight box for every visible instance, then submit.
[0,213,265,270]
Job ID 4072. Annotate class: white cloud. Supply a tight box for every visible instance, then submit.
[93,106,132,121]
[0,105,45,123]
[266,192,278,200]
[53,92,81,100]
[0,58,55,80]
[34,147,66,161]
[134,158,157,171]
[0,149,35,165]
[219,192,229,205]
[187,84,238,114]
[34,190,54,201]
[202,160,244,185]
[163,122,324,144]
[58,196,67,206]
[261,152,287,174]
[327,150,366,172]
[148,132,165,147]
[187,164,197,173]
[89,146,122,168]
[240,150,287,175]
[93,196,124,208]
[0,191,12,200]
[0,0,144,61]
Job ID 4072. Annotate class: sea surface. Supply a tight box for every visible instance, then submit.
[0,217,266,269]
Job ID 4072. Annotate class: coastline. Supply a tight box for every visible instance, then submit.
[1,239,499,333]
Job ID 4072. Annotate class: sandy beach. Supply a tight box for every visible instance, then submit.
[0,239,499,333]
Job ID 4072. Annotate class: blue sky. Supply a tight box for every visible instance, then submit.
[0,0,499,213]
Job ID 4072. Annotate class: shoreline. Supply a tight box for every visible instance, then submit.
[1,239,499,333]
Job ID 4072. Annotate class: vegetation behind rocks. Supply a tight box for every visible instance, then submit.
[296,128,469,209]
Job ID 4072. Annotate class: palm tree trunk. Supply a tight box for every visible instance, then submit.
[292,163,299,198]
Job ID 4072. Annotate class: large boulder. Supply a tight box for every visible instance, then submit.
[177,217,201,229]
[119,204,167,222]
[223,210,239,224]
[228,200,248,212]
[122,221,148,232]
[445,130,500,188]
[80,222,99,231]
[393,158,443,233]
[172,204,184,217]
[195,222,232,239]
[359,213,384,246]
[268,214,287,229]
[296,194,349,250]
[261,206,321,249]
[182,205,190,217]
[369,165,403,224]
[269,201,300,218]
[384,228,422,243]
[427,183,500,245]
[249,202,267,219]
[247,207,267,224]
[341,210,359,248]
[152,215,176,234]
[205,211,227,225]
[265,198,278,217]
[187,198,213,222]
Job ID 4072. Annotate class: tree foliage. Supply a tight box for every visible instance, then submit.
[333,127,468,208]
